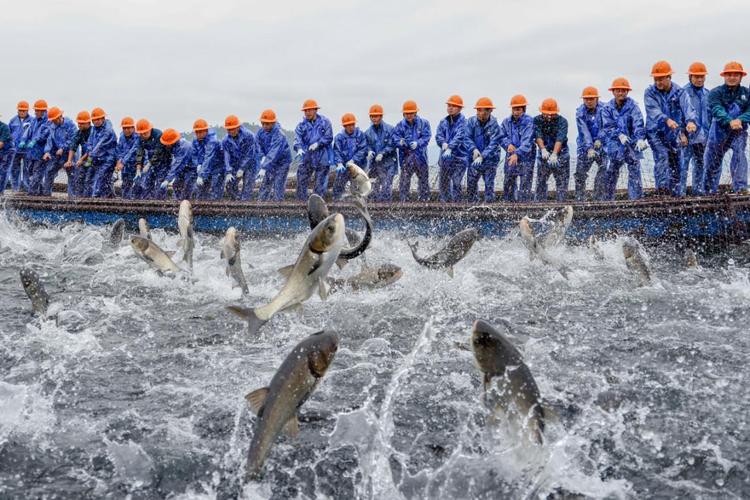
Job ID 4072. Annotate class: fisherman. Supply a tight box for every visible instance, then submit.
[601,77,648,200]
[0,116,14,193]
[679,62,711,196]
[160,128,194,199]
[436,95,469,202]
[41,107,77,196]
[393,100,431,202]
[83,108,118,198]
[20,100,51,196]
[133,119,163,199]
[364,104,398,202]
[222,115,258,200]
[534,98,570,202]
[65,111,92,198]
[256,109,292,202]
[574,87,608,201]
[332,113,368,201]
[466,97,501,203]
[114,117,139,199]
[8,101,31,192]
[499,95,536,202]
[704,61,750,195]
[294,99,334,200]
[644,60,698,196]
[194,119,226,200]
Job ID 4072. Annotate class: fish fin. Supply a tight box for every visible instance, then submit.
[225,305,267,335]
[446,267,454,278]
[165,250,177,258]
[318,278,329,300]
[277,264,295,278]
[452,341,471,352]
[557,265,570,280]
[227,256,236,266]
[283,415,300,438]
[540,401,560,425]
[245,387,269,415]
[336,258,347,270]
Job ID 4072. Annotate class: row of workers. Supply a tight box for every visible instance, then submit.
[1,60,748,202]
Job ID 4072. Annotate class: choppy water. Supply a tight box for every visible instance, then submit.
[1,208,749,499]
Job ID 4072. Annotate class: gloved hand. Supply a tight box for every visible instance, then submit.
[594,140,602,149]
[134,168,142,179]
[236,169,244,179]
[336,163,346,173]
[441,142,449,152]
[308,142,318,151]
[540,148,550,160]
[442,148,452,159]
[346,160,356,169]
[142,162,151,174]
[85,158,93,168]
[410,141,418,150]
[399,138,406,147]
[18,141,26,149]
[196,177,204,187]
[367,150,375,161]
[160,180,169,189]
[42,153,51,161]
[548,152,559,166]
[587,148,596,159]
[112,171,119,181]
[472,156,483,167]
[375,153,383,162]
[295,148,304,158]
[472,149,481,160]
[225,173,234,184]
[636,139,649,152]
[618,134,629,145]
[686,122,697,134]
[28,140,36,148]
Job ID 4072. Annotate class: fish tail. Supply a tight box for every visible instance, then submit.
[226,305,267,335]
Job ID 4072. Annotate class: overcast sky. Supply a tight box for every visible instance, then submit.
[3,0,748,136]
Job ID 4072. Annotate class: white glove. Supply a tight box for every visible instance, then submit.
[236,169,244,179]
[548,152,559,166]
[225,173,234,184]
[442,148,452,159]
[260,156,268,168]
[142,162,151,174]
[399,138,406,147]
[295,148,304,158]
[472,149,481,160]
[410,141,418,150]
[160,180,169,189]
[587,148,596,159]
[134,169,142,179]
[196,177,204,187]
[594,140,602,149]
[472,156,483,167]
[619,134,629,145]
[636,139,649,152]
[441,142,449,151]
[336,163,346,173]
[375,153,383,162]
[540,148,550,160]
[308,142,318,151]
[367,150,375,161]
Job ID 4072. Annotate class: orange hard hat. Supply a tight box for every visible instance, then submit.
[193,118,209,132]
[160,128,181,146]
[260,109,277,123]
[341,113,356,126]
[301,99,319,111]
[720,61,747,76]
[91,108,106,120]
[474,97,495,110]
[650,60,674,77]
[224,115,241,130]
[609,77,632,91]
[539,98,560,115]
[17,101,30,111]
[47,107,63,121]
[135,118,152,134]
[121,117,135,128]
[510,95,528,108]
[402,100,418,114]
[446,95,464,107]
[33,99,48,111]
[581,86,600,99]
[688,62,708,76]
[369,104,384,116]
[76,111,91,124]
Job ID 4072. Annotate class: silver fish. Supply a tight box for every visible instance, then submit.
[221,227,249,295]
[178,200,195,271]
[20,267,50,316]
[408,228,478,277]
[130,235,181,274]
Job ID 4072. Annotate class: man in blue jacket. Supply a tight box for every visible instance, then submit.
[465,97,501,203]
[574,87,609,201]
[704,61,750,195]
[499,95,536,202]
[65,111,92,197]
[159,128,194,200]
[21,100,51,196]
[534,98,569,202]
[114,117,138,199]
[333,113,369,201]
[392,100,431,202]
[222,115,258,201]
[365,104,397,202]
[84,108,118,198]
[194,123,225,200]
[0,117,14,193]
[679,62,712,196]
[601,78,649,200]
[8,101,31,192]
[644,60,698,197]
[41,107,77,196]
[133,119,164,199]
[436,95,469,202]
[294,100,333,200]
[256,109,292,201]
